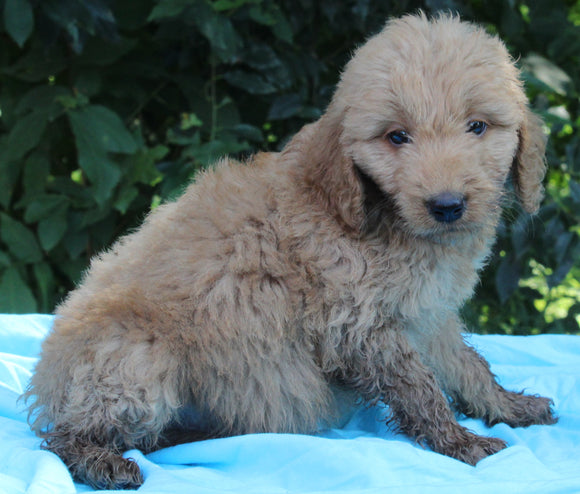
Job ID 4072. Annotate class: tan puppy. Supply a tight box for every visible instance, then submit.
[25,13,556,490]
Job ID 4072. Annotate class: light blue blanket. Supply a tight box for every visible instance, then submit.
[0,314,579,493]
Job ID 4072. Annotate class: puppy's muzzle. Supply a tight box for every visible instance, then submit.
[427,192,466,223]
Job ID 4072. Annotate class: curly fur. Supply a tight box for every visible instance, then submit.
[25,13,556,490]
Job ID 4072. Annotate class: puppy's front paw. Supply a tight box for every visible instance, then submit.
[487,392,558,428]
[433,429,507,466]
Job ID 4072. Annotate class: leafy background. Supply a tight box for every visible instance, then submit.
[0,0,578,335]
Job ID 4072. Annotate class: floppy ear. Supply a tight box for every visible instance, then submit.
[512,107,548,214]
[283,109,365,233]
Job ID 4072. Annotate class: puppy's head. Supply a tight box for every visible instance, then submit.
[300,13,546,238]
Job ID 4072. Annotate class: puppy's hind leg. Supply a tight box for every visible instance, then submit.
[427,317,558,428]
[43,429,144,490]
[28,322,185,489]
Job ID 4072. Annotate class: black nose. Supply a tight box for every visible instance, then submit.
[427,193,466,223]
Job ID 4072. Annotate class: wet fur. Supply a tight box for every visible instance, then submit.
[25,13,556,489]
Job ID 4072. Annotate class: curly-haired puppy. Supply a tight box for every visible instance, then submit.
[26,13,556,489]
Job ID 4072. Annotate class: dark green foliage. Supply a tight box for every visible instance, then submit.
[0,0,578,334]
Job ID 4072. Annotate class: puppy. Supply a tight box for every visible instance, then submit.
[25,13,556,490]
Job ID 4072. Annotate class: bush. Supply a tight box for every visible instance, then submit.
[0,0,578,334]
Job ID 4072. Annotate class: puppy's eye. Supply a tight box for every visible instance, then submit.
[467,120,488,136]
[386,130,411,146]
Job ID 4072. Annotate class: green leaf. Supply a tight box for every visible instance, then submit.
[41,0,118,54]
[77,37,138,67]
[114,185,139,214]
[2,110,48,163]
[115,0,154,29]
[4,0,34,47]
[68,105,138,154]
[149,144,170,161]
[73,70,103,98]
[240,44,282,71]
[78,207,110,229]
[569,180,580,205]
[24,194,69,223]
[223,70,276,95]
[249,4,292,43]
[268,94,303,120]
[191,2,242,63]
[228,124,264,142]
[212,0,260,12]
[0,266,37,313]
[33,262,55,313]
[38,215,69,252]
[0,150,21,208]
[148,0,192,21]
[3,41,66,82]
[0,251,10,268]
[63,229,88,260]
[167,128,201,146]
[22,153,50,197]
[0,213,43,263]
[16,85,70,119]
[180,113,203,130]
[68,105,137,203]
[126,146,166,185]
[522,54,572,96]
[87,159,121,204]
[59,257,86,286]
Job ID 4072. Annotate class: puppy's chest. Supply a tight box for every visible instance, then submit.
[318,240,479,331]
